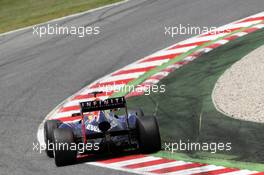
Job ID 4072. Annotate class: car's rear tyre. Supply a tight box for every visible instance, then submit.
[53,128,77,166]
[44,120,61,158]
[136,116,161,153]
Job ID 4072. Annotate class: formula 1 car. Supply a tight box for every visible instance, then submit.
[44,92,161,166]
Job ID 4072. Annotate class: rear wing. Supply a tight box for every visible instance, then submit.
[80,96,126,113]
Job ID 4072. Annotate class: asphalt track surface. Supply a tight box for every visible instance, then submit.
[0,0,264,174]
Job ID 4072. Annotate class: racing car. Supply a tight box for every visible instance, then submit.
[44,92,161,166]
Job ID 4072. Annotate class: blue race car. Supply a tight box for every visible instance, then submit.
[44,93,161,166]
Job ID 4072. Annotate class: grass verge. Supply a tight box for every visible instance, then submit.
[127,29,264,171]
[0,0,122,33]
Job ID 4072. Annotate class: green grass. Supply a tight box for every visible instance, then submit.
[127,29,264,171]
[0,0,122,33]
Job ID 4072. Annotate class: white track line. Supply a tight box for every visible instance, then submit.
[178,33,227,45]
[215,40,229,44]
[233,32,248,37]
[134,161,190,172]
[246,12,264,18]
[149,46,197,58]
[219,170,259,175]
[87,162,155,175]
[107,156,162,167]
[216,21,262,31]
[164,165,225,175]
[255,24,264,28]
[99,72,144,83]
[121,59,170,70]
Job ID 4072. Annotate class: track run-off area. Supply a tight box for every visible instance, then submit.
[37,12,264,175]
[1,1,264,175]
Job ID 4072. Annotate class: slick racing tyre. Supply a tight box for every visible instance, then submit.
[44,120,61,158]
[53,128,77,166]
[136,116,161,153]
